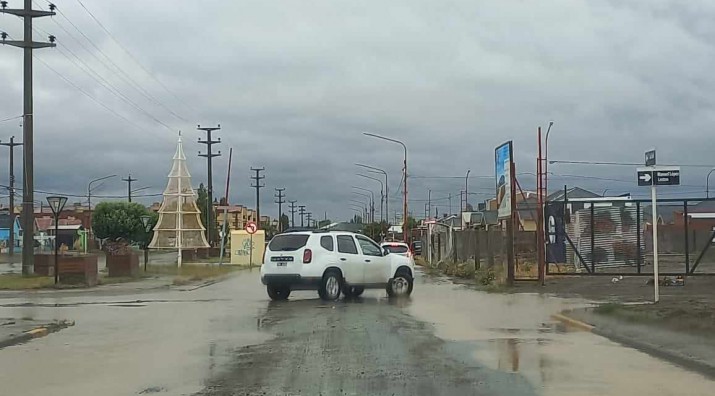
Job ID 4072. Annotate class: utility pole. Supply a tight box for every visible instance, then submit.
[1,1,56,275]
[274,188,285,233]
[288,200,297,228]
[448,193,452,216]
[250,167,265,228]
[298,205,306,227]
[427,190,432,220]
[198,124,221,246]
[0,136,22,262]
[122,174,137,202]
[306,212,313,229]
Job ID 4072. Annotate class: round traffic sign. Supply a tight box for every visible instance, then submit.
[245,221,258,234]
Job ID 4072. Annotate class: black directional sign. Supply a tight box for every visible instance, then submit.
[637,167,680,186]
[645,150,656,167]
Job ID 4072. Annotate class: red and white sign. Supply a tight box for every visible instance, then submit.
[245,221,258,234]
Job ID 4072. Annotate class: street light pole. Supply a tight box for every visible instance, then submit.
[363,133,408,242]
[356,163,389,223]
[707,169,715,199]
[356,174,384,222]
[352,186,375,223]
[544,121,554,199]
[464,169,471,211]
[352,190,374,223]
[87,174,116,251]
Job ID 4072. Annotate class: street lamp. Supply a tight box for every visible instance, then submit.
[356,174,384,222]
[140,215,152,272]
[352,190,374,223]
[47,195,67,285]
[707,169,715,199]
[363,133,408,242]
[544,121,554,198]
[464,169,471,211]
[355,163,389,221]
[87,174,116,243]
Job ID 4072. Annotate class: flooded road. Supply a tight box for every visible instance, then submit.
[0,268,712,395]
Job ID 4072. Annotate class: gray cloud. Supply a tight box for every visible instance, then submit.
[1,0,715,221]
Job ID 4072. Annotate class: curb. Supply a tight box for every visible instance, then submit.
[553,310,715,380]
[0,320,75,350]
[551,312,594,332]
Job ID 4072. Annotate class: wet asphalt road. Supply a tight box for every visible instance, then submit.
[0,268,714,395]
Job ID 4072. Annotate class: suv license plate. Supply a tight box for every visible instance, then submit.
[276,262,288,267]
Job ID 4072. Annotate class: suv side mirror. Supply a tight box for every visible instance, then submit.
[382,247,390,256]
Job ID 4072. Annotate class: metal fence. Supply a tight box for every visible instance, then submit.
[546,198,715,276]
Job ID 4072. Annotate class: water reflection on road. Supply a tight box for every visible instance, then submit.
[409,273,715,396]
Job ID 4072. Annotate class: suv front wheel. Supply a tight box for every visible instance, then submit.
[386,271,413,297]
[267,284,291,301]
[318,270,343,301]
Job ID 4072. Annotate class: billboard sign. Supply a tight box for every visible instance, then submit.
[495,141,513,219]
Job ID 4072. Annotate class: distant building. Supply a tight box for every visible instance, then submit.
[0,210,22,252]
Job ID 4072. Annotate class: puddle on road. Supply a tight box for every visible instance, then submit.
[408,273,715,396]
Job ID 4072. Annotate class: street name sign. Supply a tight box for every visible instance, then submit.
[637,167,681,186]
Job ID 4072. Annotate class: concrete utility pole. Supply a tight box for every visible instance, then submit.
[122,174,137,202]
[1,1,57,275]
[250,167,265,228]
[198,125,221,246]
[288,200,297,228]
[0,136,22,262]
[274,188,285,233]
[306,212,313,229]
[298,205,306,227]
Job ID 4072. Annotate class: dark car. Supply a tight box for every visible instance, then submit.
[411,241,422,256]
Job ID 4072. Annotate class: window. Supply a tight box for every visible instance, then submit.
[337,235,358,254]
[268,234,309,251]
[357,236,382,257]
[320,235,334,251]
[384,244,409,254]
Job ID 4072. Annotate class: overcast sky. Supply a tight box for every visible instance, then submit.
[1,0,715,221]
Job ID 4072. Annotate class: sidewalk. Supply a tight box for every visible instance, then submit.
[0,318,74,350]
[562,307,715,379]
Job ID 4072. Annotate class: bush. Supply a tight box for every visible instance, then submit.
[93,202,155,249]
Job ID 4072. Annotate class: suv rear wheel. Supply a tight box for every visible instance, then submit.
[386,271,413,297]
[267,284,291,301]
[318,270,342,301]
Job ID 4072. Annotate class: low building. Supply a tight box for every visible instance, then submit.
[0,211,22,253]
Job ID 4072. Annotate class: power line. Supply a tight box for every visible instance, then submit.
[49,3,184,126]
[71,0,195,116]
[551,159,715,169]
[33,55,151,133]
[0,183,162,199]
[0,115,22,123]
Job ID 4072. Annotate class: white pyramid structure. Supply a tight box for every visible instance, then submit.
[149,132,209,266]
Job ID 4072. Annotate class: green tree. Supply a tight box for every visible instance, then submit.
[196,183,218,245]
[92,202,151,247]
[280,214,290,231]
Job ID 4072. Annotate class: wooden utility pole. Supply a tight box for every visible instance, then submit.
[1,1,56,275]
[0,136,22,261]
[198,125,221,246]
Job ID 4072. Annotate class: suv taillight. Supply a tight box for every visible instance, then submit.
[303,249,312,264]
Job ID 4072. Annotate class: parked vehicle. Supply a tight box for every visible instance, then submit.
[261,231,414,301]
[410,240,423,256]
[380,241,415,267]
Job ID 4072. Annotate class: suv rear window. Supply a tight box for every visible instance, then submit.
[384,245,409,254]
[268,234,310,251]
[320,236,334,251]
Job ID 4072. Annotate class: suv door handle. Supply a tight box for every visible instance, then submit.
[365,259,371,263]
[340,258,347,261]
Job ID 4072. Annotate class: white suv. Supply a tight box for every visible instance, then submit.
[261,231,414,301]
